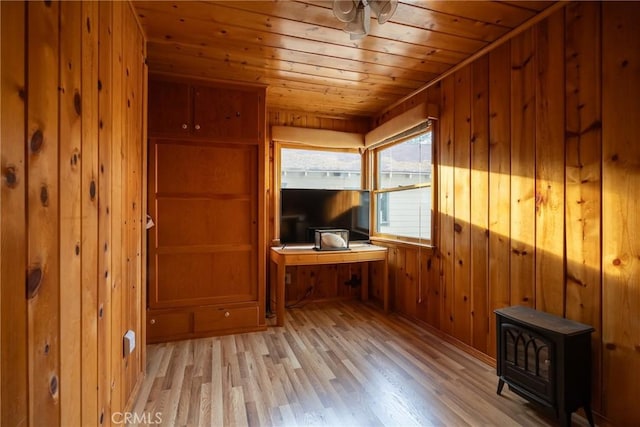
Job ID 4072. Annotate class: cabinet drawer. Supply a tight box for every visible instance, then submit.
[147,311,192,340]
[193,306,258,333]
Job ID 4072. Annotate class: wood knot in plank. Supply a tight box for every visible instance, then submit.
[605,343,616,350]
[511,54,533,70]
[612,258,622,266]
[71,151,79,167]
[40,185,49,206]
[90,180,96,200]
[30,129,44,153]
[567,274,587,287]
[49,375,58,397]
[74,92,82,116]
[453,223,462,233]
[4,166,18,188]
[27,267,43,299]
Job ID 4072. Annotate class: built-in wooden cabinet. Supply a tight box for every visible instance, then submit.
[147,75,266,343]
[148,76,263,141]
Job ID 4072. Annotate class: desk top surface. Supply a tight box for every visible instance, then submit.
[271,243,387,255]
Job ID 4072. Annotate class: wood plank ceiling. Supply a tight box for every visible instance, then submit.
[133,1,554,119]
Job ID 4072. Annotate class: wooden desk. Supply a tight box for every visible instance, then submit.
[270,244,389,326]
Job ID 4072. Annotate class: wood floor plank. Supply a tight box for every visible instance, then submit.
[210,339,224,426]
[132,301,593,426]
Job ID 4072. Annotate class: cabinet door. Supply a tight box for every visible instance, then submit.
[193,85,262,140]
[148,138,259,309]
[148,79,192,135]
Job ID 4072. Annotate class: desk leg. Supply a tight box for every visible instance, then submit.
[382,257,389,313]
[361,263,369,302]
[276,260,285,326]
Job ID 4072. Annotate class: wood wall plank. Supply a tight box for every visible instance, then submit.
[487,42,511,359]
[423,249,440,328]
[98,2,114,425]
[452,68,472,345]
[140,10,150,395]
[509,28,536,308]
[601,3,640,425]
[124,3,137,399]
[123,3,146,405]
[534,9,566,316]
[1,2,28,425]
[564,1,602,413]
[404,249,418,319]
[470,55,490,354]
[535,10,565,316]
[110,1,125,415]
[439,76,455,336]
[59,2,83,425]
[27,1,61,423]
[81,2,100,424]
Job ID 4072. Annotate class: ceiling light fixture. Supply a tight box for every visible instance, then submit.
[333,0,398,40]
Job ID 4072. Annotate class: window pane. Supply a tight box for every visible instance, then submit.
[281,148,361,189]
[377,131,432,189]
[376,187,431,240]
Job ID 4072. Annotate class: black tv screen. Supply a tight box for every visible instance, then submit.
[280,189,370,244]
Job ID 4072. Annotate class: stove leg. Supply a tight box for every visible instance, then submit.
[496,379,505,395]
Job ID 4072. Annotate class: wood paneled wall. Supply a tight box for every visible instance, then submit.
[374,2,639,424]
[0,2,147,425]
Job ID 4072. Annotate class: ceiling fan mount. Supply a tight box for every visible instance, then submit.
[332,0,398,40]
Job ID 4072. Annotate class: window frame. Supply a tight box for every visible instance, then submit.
[370,122,435,245]
[274,141,366,244]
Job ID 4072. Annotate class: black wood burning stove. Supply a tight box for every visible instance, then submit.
[495,306,595,427]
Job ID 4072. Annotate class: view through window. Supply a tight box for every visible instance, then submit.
[374,127,432,241]
[280,147,362,189]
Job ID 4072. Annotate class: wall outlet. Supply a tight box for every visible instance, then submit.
[285,273,292,285]
[123,330,136,357]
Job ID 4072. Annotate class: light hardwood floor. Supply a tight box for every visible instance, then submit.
[131,301,592,426]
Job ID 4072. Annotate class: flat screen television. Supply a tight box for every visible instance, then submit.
[279,189,370,244]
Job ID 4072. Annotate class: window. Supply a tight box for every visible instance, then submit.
[373,124,433,242]
[280,147,362,189]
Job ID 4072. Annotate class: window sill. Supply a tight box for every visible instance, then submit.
[370,236,436,252]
